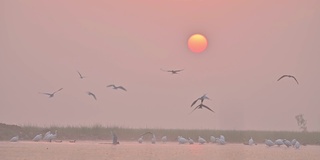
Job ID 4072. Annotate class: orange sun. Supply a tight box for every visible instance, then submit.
[188,34,208,53]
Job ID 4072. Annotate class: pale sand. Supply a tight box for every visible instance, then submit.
[0,141,319,160]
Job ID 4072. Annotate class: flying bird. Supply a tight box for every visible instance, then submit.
[87,91,97,100]
[39,88,63,98]
[191,94,211,107]
[190,103,214,114]
[77,71,85,79]
[107,84,127,91]
[277,75,299,84]
[161,68,184,74]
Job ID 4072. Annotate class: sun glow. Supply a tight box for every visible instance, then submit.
[188,34,208,53]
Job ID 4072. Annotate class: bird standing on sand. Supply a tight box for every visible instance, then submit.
[77,71,86,79]
[161,136,167,143]
[138,136,143,143]
[275,139,284,147]
[277,75,299,84]
[32,134,42,142]
[87,91,97,100]
[248,137,254,146]
[112,131,119,145]
[107,85,127,91]
[161,68,184,74]
[39,88,63,98]
[198,136,207,144]
[294,141,300,149]
[210,136,216,143]
[283,139,292,147]
[10,136,19,142]
[188,137,194,144]
[177,136,188,144]
[265,139,274,147]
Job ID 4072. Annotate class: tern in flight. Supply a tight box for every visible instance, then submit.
[190,103,214,114]
[277,75,299,84]
[107,84,127,91]
[39,88,63,98]
[191,94,211,107]
[87,91,97,100]
[77,71,86,79]
[161,68,184,74]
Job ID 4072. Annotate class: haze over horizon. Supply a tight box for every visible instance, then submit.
[1,0,320,131]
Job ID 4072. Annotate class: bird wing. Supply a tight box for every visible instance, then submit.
[39,92,52,96]
[117,86,127,91]
[189,105,200,114]
[91,94,97,100]
[291,76,299,84]
[107,84,115,88]
[201,104,215,113]
[277,75,289,81]
[174,69,184,72]
[161,68,173,72]
[191,98,200,107]
[87,92,97,100]
[77,71,83,77]
[53,88,63,94]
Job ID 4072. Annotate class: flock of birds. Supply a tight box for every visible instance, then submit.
[9,70,302,149]
[136,132,301,149]
[10,130,58,143]
[38,69,220,113]
[9,130,302,150]
[38,68,299,114]
[39,70,127,101]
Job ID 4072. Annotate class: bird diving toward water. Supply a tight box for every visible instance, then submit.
[107,84,127,91]
[39,88,63,98]
[191,94,211,107]
[161,68,184,74]
[87,91,97,100]
[277,75,299,84]
[77,71,86,79]
[111,131,119,145]
[190,103,214,114]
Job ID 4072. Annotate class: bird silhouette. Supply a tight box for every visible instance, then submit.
[39,88,63,98]
[191,94,210,107]
[87,91,97,100]
[77,71,86,79]
[107,84,127,91]
[161,68,184,74]
[277,75,299,84]
[190,103,214,114]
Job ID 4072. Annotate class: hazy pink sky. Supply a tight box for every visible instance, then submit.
[1,0,320,131]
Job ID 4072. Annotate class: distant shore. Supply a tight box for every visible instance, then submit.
[1,123,319,145]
